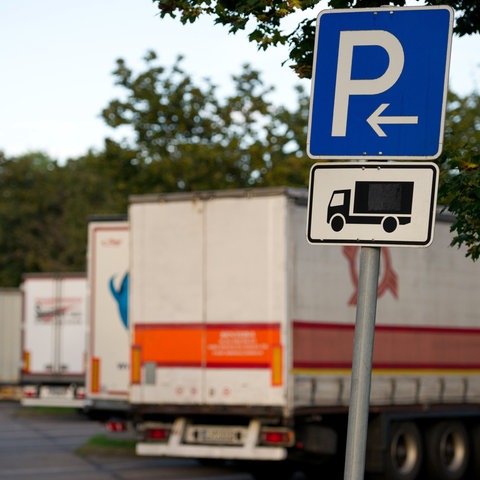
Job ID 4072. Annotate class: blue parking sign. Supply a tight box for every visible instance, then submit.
[307,6,453,160]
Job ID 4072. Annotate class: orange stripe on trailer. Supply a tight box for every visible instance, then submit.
[133,323,281,369]
[271,345,283,386]
[23,351,30,374]
[131,345,142,384]
[205,325,280,367]
[134,325,203,366]
[90,357,100,393]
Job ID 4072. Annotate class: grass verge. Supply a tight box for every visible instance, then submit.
[76,434,136,456]
[15,406,81,417]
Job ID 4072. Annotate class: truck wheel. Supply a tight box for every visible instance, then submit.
[469,424,480,477]
[248,460,294,480]
[384,422,423,480]
[382,217,398,233]
[330,214,345,232]
[425,421,469,480]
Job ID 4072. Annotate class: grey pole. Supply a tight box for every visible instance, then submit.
[343,246,381,480]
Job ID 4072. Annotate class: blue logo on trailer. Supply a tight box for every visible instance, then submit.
[109,273,129,329]
[307,6,453,160]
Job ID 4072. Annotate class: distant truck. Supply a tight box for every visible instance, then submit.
[127,187,480,480]
[85,217,130,422]
[0,289,23,386]
[328,181,414,233]
[21,273,87,407]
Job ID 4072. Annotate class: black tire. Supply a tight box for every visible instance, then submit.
[331,214,345,232]
[196,458,225,467]
[248,460,295,480]
[382,216,398,233]
[469,424,480,477]
[425,421,469,480]
[384,422,423,480]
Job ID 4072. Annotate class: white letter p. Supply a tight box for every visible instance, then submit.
[331,30,404,137]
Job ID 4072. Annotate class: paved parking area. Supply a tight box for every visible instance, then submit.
[0,402,253,479]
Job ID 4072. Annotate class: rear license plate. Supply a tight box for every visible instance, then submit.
[185,425,245,445]
[41,386,72,398]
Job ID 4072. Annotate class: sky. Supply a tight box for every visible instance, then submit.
[1,0,479,163]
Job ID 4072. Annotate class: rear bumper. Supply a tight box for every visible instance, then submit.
[137,442,287,460]
[21,384,85,408]
[137,418,288,461]
[21,397,85,408]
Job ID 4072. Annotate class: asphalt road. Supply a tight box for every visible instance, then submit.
[0,401,254,480]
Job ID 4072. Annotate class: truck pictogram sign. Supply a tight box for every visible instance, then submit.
[307,163,438,247]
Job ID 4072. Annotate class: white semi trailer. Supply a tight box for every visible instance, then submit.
[21,273,87,407]
[0,289,23,386]
[85,216,130,422]
[127,188,480,480]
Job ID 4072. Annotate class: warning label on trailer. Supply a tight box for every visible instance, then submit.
[207,330,269,359]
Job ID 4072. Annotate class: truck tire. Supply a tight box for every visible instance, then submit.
[248,460,294,480]
[330,214,345,232]
[384,422,423,480]
[382,217,398,233]
[469,424,480,477]
[425,421,469,480]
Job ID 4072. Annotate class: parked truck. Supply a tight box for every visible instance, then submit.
[0,289,23,399]
[85,216,130,422]
[128,188,480,480]
[21,273,87,407]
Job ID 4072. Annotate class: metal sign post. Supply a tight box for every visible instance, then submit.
[343,246,380,480]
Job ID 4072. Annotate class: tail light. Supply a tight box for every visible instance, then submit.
[23,386,38,398]
[144,426,171,442]
[271,345,283,386]
[260,427,294,447]
[131,346,141,384]
[107,420,127,432]
[23,351,31,374]
[90,358,100,394]
[75,387,86,400]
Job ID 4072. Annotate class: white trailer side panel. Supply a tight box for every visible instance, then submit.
[0,289,22,384]
[86,220,130,405]
[290,199,480,408]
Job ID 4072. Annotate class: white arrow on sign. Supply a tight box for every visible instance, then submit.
[367,103,418,137]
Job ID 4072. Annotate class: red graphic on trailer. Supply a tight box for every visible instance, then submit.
[343,246,398,306]
[34,297,83,324]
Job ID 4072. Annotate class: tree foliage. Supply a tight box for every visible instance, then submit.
[101,51,310,191]
[0,151,123,286]
[152,0,480,78]
[438,92,480,260]
[0,53,479,288]
[0,56,311,286]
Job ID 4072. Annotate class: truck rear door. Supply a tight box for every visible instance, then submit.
[130,192,288,408]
